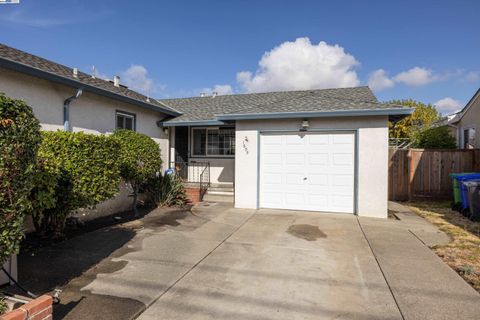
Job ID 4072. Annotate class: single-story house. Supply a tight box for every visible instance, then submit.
[441,88,479,149]
[0,43,413,219]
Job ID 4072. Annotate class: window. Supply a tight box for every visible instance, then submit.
[116,111,135,131]
[463,127,476,149]
[191,127,235,157]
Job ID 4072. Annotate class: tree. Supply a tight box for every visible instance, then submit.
[0,93,41,265]
[416,126,457,149]
[389,99,440,144]
[112,130,162,216]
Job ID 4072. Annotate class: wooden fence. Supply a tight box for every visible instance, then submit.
[388,149,480,201]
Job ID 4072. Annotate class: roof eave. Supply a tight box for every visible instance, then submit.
[161,120,226,127]
[0,57,181,117]
[215,108,414,121]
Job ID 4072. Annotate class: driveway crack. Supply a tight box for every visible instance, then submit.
[355,217,406,320]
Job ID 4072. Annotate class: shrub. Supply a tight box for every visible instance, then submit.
[416,126,457,149]
[0,296,7,315]
[111,129,162,216]
[0,93,41,266]
[144,173,188,207]
[31,131,121,236]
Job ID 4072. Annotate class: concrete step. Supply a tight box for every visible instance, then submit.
[203,194,234,203]
[207,187,235,193]
[207,190,234,196]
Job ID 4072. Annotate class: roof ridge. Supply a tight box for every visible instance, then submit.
[158,85,372,102]
[216,90,403,116]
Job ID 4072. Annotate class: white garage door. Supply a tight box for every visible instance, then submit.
[259,131,355,213]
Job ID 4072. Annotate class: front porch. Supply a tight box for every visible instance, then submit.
[168,125,236,202]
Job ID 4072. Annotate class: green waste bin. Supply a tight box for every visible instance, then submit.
[450,173,475,209]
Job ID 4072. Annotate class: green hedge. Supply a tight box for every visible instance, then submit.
[416,126,457,149]
[111,129,162,215]
[31,131,121,235]
[0,93,41,265]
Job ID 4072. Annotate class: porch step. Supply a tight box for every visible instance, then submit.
[206,190,234,196]
[206,183,234,196]
[203,194,234,203]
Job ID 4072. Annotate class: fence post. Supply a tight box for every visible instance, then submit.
[407,149,414,201]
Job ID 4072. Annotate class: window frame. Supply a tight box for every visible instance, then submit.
[190,126,236,158]
[116,110,136,131]
[462,125,476,149]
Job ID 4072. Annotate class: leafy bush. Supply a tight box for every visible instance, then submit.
[416,126,457,149]
[0,296,7,315]
[111,129,162,215]
[0,93,41,266]
[31,131,121,236]
[144,173,188,207]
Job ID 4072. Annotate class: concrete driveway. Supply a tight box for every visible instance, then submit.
[68,202,480,320]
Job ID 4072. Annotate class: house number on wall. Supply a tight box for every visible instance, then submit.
[243,136,249,154]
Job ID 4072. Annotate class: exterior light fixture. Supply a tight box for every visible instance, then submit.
[300,119,309,131]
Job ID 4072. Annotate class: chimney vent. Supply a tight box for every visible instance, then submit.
[113,75,120,87]
[200,92,206,97]
[212,92,218,98]
[73,68,78,78]
[91,66,96,78]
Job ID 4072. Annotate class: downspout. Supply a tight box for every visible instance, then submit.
[63,88,83,131]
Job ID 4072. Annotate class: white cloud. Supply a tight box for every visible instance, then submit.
[465,71,479,82]
[434,97,462,115]
[393,67,438,86]
[212,84,234,95]
[198,84,234,96]
[367,69,395,91]
[236,37,360,93]
[121,65,164,95]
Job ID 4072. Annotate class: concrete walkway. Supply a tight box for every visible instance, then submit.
[53,202,480,319]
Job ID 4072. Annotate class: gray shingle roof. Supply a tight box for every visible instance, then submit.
[159,87,410,124]
[0,43,179,116]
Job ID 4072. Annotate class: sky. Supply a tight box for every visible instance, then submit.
[0,0,479,114]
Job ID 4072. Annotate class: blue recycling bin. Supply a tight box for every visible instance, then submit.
[457,176,480,213]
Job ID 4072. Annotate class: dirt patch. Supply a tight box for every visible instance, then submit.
[287,224,327,241]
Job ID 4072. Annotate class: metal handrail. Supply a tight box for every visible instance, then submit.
[199,163,210,200]
[170,161,210,200]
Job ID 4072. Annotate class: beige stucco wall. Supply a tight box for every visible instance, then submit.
[457,93,479,148]
[234,116,389,218]
[0,66,170,221]
[0,66,170,165]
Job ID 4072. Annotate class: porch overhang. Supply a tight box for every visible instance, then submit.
[160,120,226,127]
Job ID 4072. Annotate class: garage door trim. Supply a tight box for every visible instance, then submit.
[256,129,358,214]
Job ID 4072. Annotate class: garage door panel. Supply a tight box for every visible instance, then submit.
[307,174,329,186]
[332,134,354,144]
[333,175,354,186]
[260,132,355,214]
[332,153,354,165]
[286,153,305,165]
[286,173,305,185]
[308,134,329,145]
[308,153,329,165]
[285,193,306,205]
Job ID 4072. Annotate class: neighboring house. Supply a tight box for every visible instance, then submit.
[443,89,479,149]
[0,44,180,165]
[0,43,413,219]
[0,43,180,221]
